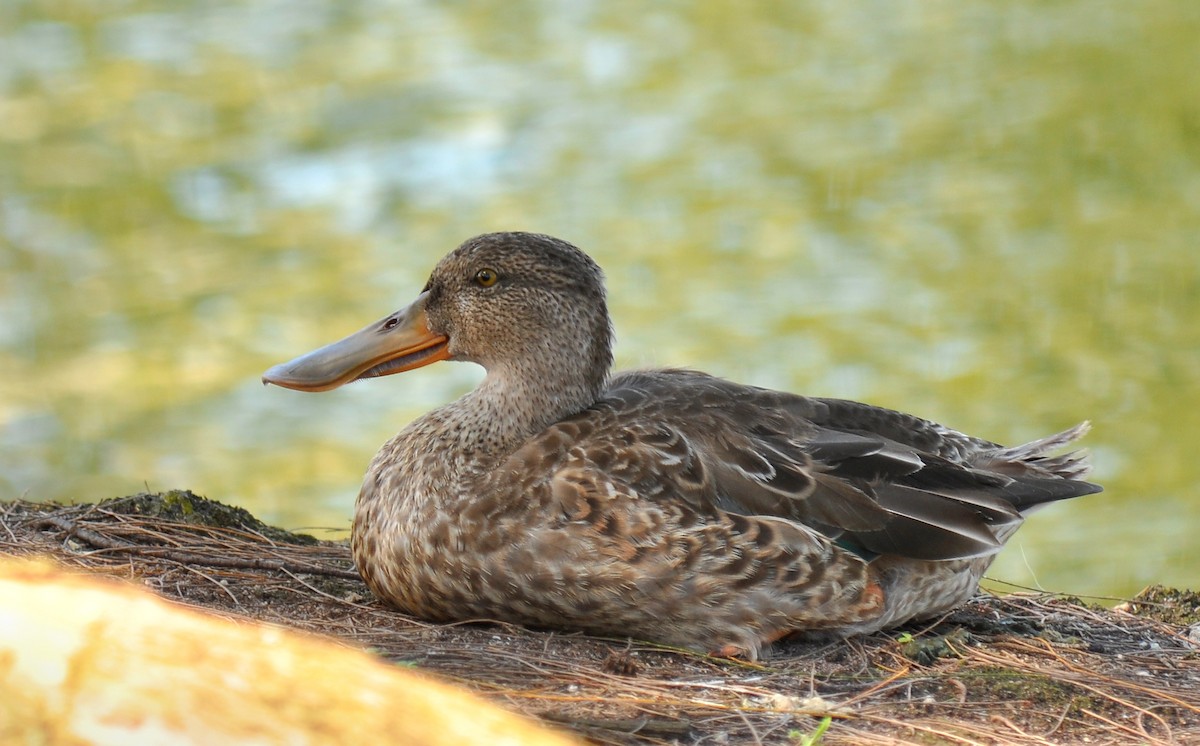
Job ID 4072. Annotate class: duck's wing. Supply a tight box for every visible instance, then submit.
[570,369,1101,562]
[797,397,1101,512]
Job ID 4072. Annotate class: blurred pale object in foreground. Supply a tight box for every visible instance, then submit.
[0,559,579,746]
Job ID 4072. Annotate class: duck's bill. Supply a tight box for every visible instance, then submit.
[262,292,450,392]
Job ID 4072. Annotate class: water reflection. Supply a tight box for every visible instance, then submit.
[2,0,1197,597]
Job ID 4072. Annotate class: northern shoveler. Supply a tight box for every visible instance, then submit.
[264,232,1100,659]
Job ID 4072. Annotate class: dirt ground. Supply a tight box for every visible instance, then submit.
[4,491,1198,745]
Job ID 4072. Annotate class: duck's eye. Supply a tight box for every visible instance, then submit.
[474,268,499,287]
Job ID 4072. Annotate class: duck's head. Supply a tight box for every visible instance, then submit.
[263,232,614,402]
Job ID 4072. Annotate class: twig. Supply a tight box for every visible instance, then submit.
[31,516,362,580]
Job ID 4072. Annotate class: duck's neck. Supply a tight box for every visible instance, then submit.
[425,359,607,475]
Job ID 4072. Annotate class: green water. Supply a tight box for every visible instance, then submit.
[2,1,1197,597]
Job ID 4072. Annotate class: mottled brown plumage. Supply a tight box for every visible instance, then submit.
[264,232,1101,659]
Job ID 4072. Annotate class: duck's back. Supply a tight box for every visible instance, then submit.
[589,369,1098,556]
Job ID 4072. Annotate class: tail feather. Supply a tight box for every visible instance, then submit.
[826,421,1102,562]
[975,421,1095,480]
[966,421,1101,514]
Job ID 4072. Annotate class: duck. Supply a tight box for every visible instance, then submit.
[264,231,1101,659]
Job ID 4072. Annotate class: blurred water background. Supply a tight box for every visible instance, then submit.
[2,1,1198,597]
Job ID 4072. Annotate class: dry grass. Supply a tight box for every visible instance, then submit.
[4,491,1198,745]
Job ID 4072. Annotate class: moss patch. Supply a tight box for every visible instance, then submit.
[1121,585,1200,626]
[960,666,1095,710]
[111,490,318,546]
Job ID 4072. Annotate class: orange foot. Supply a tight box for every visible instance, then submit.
[711,627,793,660]
[710,581,889,659]
[712,643,751,659]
